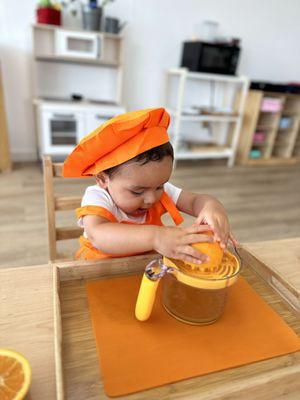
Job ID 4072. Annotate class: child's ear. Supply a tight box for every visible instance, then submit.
[95,172,109,189]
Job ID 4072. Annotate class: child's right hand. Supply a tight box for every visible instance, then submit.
[153,224,214,265]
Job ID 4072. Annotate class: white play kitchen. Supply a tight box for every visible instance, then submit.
[32,23,125,158]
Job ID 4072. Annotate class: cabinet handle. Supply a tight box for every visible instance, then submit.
[95,114,113,119]
[52,113,75,119]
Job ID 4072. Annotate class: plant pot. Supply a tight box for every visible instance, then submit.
[37,7,61,26]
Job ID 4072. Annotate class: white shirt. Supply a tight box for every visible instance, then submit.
[78,182,182,228]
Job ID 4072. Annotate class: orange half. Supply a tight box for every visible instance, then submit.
[186,231,224,271]
[0,349,31,400]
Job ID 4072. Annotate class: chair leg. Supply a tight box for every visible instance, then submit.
[43,155,57,262]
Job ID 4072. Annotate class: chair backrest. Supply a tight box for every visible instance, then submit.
[43,155,83,262]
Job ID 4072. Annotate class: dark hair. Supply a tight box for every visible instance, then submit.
[103,142,174,177]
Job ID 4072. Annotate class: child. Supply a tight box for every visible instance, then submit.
[63,108,234,262]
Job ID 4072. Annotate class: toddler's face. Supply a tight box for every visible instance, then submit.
[97,157,173,216]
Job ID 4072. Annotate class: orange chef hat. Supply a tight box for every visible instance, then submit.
[62,107,171,177]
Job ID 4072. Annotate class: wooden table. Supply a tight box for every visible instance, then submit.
[1,265,57,398]
[1,239,300,399]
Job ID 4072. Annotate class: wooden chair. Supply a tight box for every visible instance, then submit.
[43,155,158,264]
[43,155,84,262]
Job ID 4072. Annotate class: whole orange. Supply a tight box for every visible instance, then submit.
[187,231,224,270]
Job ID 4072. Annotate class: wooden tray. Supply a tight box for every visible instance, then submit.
[239,238,300,316]
[2,242,300,399]
[53,250,300,399]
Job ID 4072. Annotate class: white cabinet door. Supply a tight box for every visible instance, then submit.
[84,106,125,136]
[37,104,126,157]
[40,110,85,156]
[84,112,109,136]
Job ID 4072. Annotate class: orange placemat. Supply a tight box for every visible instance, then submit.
[86,275,300,397]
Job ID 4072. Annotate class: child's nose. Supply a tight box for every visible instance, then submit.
[144,192,156,206]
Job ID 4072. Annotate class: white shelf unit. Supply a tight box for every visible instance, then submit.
[32,23,126,159]
[165,68,249,166]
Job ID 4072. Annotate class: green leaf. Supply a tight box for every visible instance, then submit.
[38,0,54,8]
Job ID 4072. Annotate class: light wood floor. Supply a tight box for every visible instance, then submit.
[0,161,299,268]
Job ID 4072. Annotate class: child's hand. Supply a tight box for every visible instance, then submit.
[195,203,233,249]
[153,224,214,264]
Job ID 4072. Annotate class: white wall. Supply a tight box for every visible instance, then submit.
[1,0,300,160]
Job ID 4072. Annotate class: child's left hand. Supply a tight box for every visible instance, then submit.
[194,203,236,249]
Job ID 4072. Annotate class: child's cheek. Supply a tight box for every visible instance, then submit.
[123,194,141,211]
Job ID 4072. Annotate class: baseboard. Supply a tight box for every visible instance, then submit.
[11,148,38,162]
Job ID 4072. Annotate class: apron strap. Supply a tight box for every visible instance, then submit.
[160,191,184,225]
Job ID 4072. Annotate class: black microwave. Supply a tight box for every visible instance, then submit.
[180,41,240,75]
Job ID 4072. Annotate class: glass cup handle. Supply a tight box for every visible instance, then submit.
[135,259,174,322]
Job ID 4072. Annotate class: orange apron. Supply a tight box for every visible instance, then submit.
[75,191,184,260]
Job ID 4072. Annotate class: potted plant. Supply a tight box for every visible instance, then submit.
[36,0,61,26]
